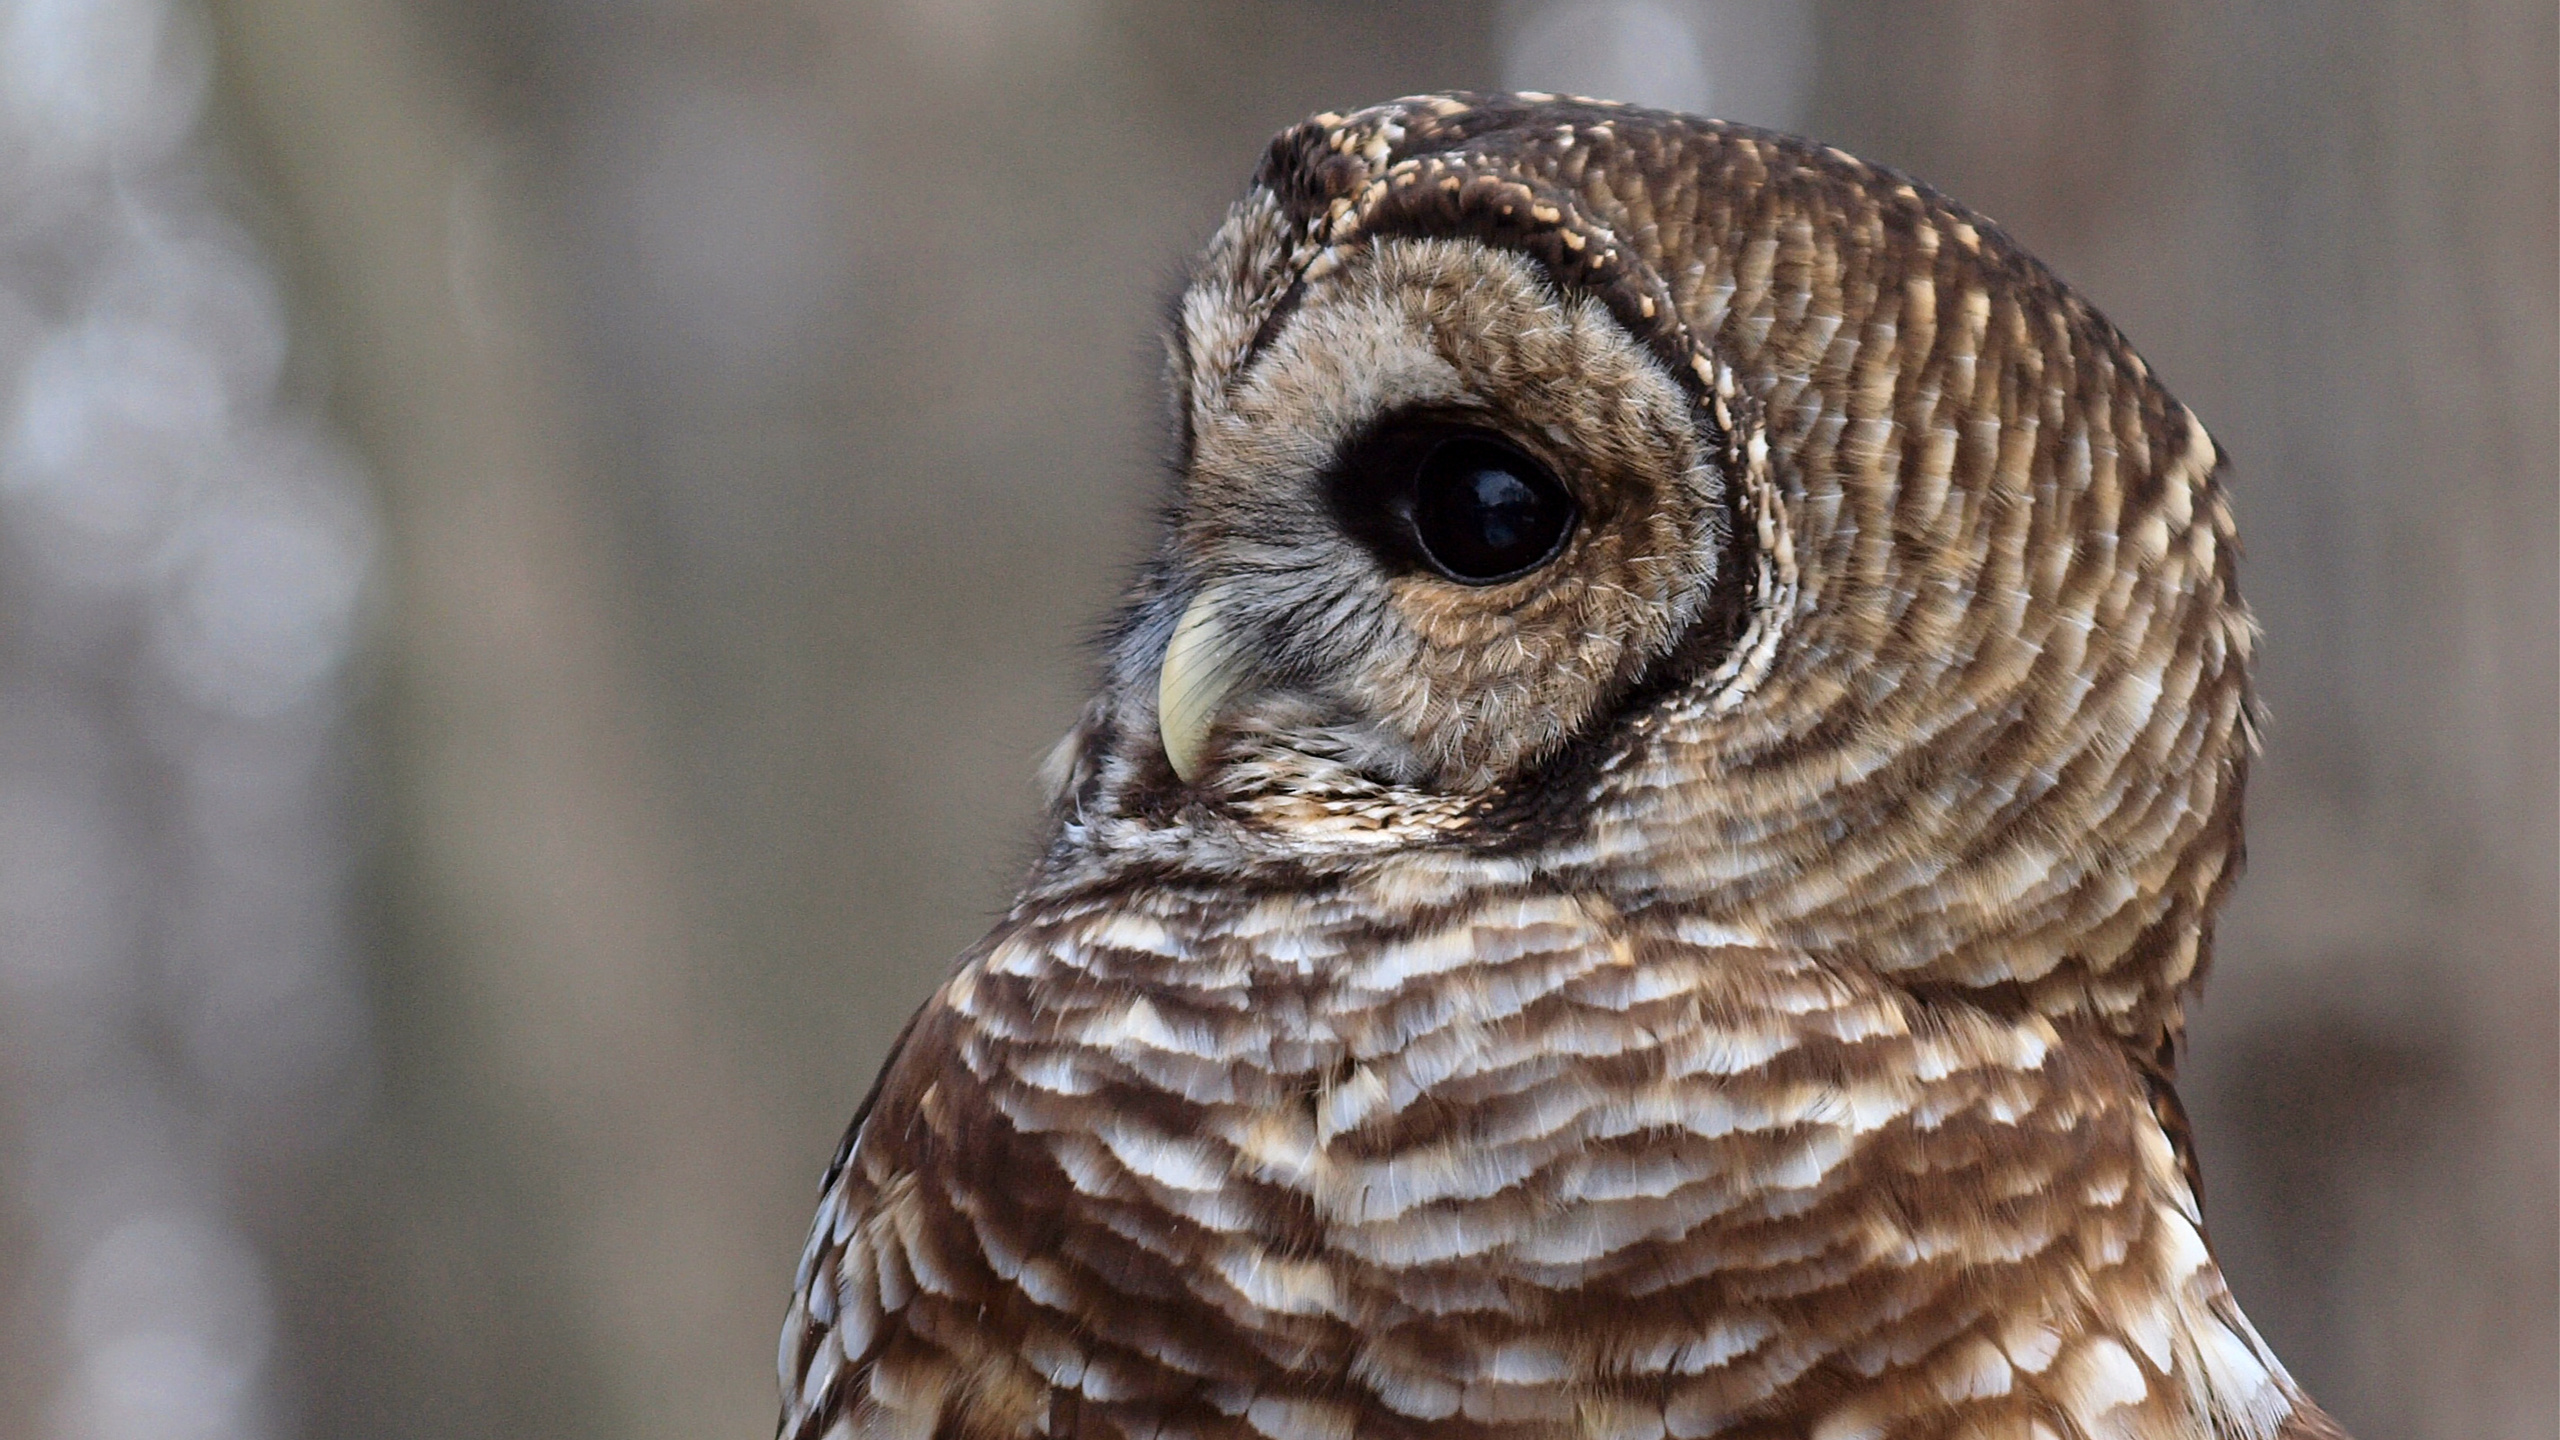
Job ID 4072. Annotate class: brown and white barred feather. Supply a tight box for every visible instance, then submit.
[777,96,2345,1440]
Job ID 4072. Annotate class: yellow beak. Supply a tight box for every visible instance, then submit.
[1157,588,1245,783]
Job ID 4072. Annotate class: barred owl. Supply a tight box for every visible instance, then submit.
[778,94,2345,1440]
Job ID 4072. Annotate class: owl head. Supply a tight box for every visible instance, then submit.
[1041,94,2254,1045]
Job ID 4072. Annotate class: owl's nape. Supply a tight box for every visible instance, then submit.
[782,94,2345,1440]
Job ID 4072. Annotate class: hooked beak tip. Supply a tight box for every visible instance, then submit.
[1157,589,1242,784]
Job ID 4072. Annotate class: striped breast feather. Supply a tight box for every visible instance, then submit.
[779,890,2320,1440]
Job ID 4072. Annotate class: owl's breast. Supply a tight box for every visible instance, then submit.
[773,873,2294,1440]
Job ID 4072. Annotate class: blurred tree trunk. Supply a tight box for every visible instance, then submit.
[209,3,791,1436]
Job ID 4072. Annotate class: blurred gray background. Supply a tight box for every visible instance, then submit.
[0,2,2547,1438]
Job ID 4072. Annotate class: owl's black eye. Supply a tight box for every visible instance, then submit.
[1323,416,1580,586]
[1405,436,1575,583]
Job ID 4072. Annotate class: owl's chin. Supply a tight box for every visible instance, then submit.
[1181,698,1484,844]
[1062,693,1529,864]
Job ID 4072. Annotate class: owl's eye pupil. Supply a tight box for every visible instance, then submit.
[1407,437,1575,583]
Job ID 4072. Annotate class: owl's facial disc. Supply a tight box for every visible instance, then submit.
[1158,432,1585,782]
[1154,235,1725,797]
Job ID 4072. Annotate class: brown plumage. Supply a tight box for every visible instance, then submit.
[778,94,2342,1440]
